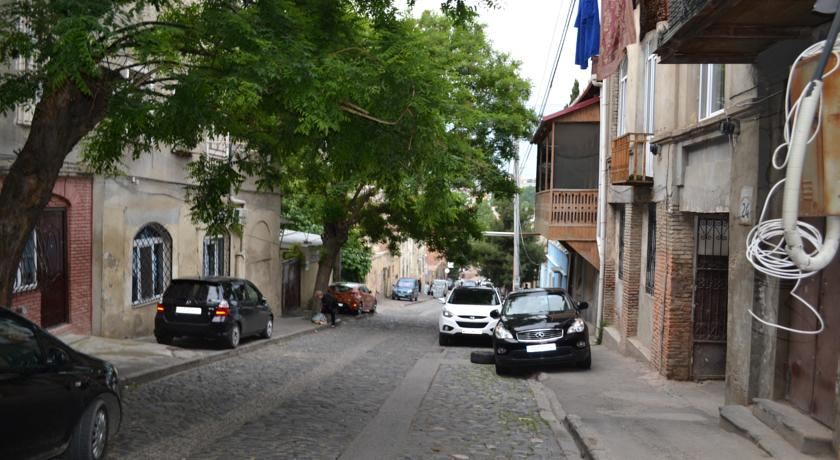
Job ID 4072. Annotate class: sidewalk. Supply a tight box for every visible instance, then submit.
[59,315,323,386]
[538,345,768,460]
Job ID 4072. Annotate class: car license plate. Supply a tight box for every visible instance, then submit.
[462,329,482,335]
[526,343,556,353]
[337,303,344,307]
[175,306,202,315]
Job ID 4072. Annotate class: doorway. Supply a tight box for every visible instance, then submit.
[39,208,68,328]
[282,260,301,312]
[691,215,728,379]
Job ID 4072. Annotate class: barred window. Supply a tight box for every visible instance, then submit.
[645,204,657,294]
[203,235,228,277]
[618,207,626,279]
[132,224,172,305]
[13,232,37,292]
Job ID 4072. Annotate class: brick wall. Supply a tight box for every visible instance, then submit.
[10,176,93,334]
[619,203,644,339]
[650,200,695,380]
[602,203,617,325]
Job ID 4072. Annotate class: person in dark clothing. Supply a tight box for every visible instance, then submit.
[316,290,339,326]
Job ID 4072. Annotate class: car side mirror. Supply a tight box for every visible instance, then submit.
[489,309,500,319]
[578,301,589,310]
[46,347,71,369]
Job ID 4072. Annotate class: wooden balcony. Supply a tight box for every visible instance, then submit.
[610,133,653,186]
[535,189,598,242]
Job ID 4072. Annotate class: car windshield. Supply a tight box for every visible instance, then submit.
[164,281,221,302]
[503,292,571,315]
[397,279,415,287]
[448,288,498,305]
[332,284,355,292]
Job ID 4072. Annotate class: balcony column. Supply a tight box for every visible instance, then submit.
[619,203,644,343]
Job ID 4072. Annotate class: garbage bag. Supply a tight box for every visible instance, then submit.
[311,312,327,325]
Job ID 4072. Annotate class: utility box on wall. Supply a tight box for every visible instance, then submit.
[790,54,840,217]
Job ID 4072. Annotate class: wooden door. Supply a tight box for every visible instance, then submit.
[786,220,840,427]
[282,260,301,312]
[691,215,729,379]
[39,209,68,328]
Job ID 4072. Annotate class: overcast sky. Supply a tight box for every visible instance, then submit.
[402,0,593,180]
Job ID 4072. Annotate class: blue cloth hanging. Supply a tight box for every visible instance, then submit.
[575,0,601,69]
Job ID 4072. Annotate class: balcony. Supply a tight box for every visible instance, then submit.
[610,133,653,186]
[654,0,829,64]
[535,189,598,242]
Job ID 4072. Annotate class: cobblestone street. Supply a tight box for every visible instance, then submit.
[108,297,571,459]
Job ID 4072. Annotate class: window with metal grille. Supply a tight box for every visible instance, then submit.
[645,203,656,294]
[203,234,228,277]
[132,224,171,305]
[618,206,626,279]
[13,231,37,293]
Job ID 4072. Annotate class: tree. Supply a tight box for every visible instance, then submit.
[569,79,580,105]
[340,231,373,283]
[0,1,519,308]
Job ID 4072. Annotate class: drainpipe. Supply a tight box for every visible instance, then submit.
[593,76,607,335]
[229,195,247,277]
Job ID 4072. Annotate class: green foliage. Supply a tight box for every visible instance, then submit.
[569,78,580,105]
[340,231,372,282]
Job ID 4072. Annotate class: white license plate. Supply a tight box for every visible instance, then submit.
[337,303,344,307]
[175,306,202,315]
[526,343,556,353]
[462,329,483,335]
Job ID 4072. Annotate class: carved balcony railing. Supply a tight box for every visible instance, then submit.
[535,189,598,242]
[610,133,653,186]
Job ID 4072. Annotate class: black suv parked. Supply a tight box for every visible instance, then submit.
[154,277,274,348]
[0,308,122,460]
[490,288,591,375]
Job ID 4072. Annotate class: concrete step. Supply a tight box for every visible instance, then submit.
[752,398,833,456]
[720,405,814,459]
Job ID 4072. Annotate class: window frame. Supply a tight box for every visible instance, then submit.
[617,56,629,136]
[131,225,171,305]
[699,63,726,120]
[645,203,657,294]
[13,231,38,293]
[203,234,228,277]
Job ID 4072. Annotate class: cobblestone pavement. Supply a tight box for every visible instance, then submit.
[109,297,568,459]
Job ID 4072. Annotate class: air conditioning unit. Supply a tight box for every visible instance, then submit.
[234,208,248,226]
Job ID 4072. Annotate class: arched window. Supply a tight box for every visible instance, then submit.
[203,233,230,277]
[132,224,172,304]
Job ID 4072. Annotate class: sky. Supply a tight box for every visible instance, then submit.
[402,0,593,180]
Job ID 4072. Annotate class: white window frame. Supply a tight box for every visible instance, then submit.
[205,133,230,160]
[15,17,36,126]
[132,232,166,305]
[699,63,726,120]
[617,57,629,136]
[13,232,38,293]
[643,43,657,177]
[203,235,227,277]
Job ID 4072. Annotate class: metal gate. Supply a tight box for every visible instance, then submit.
[282,260,301,313]
[692,215,729,380]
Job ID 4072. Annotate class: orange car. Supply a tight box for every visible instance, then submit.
[328,282,378,315]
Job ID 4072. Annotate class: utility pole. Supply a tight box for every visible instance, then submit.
[513,153,521,292]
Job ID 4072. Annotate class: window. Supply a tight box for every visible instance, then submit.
[617,57,629,136]
[643,43,657,177]
[0,314,43,371]
[645,204,657,294]
[203,235,227,277]
[205,134,230,159]
[448,288,498,306]
[13,232,37,293]
[132,224,172,305]
[699,63,725,119]
[618,207,626,279]
[503,292,571,315]
[15,17,37,126]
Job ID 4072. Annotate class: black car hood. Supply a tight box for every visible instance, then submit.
[502,311,578,332]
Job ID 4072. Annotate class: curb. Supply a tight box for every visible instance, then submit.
[121,323,327,387]
[564,414,611,460]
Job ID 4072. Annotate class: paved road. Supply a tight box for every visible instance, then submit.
[108,297,572,459]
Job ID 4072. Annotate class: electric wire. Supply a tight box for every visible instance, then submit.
[745,32,840,335]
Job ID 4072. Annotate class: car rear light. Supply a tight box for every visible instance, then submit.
[156,303,164,313]
[214,300,230,316]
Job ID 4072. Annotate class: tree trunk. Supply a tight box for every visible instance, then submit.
[311,222,349,313]
[0,77,113,308]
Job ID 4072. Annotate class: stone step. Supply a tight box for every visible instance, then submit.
[720,405,814,459]
[752,398,833,456]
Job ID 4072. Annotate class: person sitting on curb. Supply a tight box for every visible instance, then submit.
[315,289,339,327]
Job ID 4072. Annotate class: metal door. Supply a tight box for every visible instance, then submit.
[39,209,68,328]
[691,215,729,379]
[282,260,300,312]
[786,219,840,427]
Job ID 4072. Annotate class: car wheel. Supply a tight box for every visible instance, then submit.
[155,334,173,345]
[261,317,273,339]
[470,350,496,364]
[439,333,451,346]
[371,301,377,313]
[576,355,592,370]
[495,363,512,376]
[68,398,109,460]
[226,324,241,349]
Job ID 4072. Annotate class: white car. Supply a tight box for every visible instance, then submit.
[438,286,502,345]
